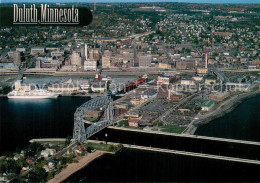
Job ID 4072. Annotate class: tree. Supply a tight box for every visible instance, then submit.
[0,85,12,94]
[65,136,72,147]
[28,167,47,182]
[87,146,93,153]
[47,170,55,180]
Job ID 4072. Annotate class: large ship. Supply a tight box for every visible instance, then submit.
[7,90,59,99]
[7,80,59,99]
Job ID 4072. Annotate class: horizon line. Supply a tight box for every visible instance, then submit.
[1,1,260,5]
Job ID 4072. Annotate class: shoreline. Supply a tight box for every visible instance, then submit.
[47,151,106,183]
[186,90,260,135]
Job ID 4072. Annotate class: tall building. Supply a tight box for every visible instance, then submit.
[205,53,208,69]
[13,51,21,65]
[85,44,88,60]
[71,51,82,66]
[102,55,111,68]
[89,49,100,60]
[84,59,97,71]
[139,55,152,67]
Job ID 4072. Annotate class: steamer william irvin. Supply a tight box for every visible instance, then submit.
[13,4,79,24]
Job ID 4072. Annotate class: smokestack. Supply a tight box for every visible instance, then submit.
[94,1,96,11]
[85,43,88,60]
[205,53,208,69]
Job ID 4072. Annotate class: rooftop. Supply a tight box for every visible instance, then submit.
[200,100,215,107]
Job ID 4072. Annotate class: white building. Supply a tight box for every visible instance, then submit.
[41,148,56,158]
[71,51,82,66]
[84,59,97,71]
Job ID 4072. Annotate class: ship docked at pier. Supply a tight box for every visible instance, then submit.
[7,90,59,99]
[7,80,59,99]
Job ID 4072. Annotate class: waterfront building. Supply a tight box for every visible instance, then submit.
[48,83,80,92]
[200,100,215,111]
[14,80,37,91]
[209,91,230,102]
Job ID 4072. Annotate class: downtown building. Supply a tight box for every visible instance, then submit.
[84,59,97,71]
[139,55,152,67]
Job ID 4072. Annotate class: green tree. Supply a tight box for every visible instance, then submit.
[65,136,72,147]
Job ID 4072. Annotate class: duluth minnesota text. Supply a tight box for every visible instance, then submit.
[13,4,79,24]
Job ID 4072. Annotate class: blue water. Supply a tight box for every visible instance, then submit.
[195,95,260,141]
[0,97,90,155]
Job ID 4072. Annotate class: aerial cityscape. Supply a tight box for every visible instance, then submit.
[0,1,260,182]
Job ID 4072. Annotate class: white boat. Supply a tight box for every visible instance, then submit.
[7,90,59,99]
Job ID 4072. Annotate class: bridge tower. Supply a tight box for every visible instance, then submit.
[73,96,114,143]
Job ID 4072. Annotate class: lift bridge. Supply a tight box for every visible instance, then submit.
[73,96,114,143]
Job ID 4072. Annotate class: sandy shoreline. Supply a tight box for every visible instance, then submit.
[48,151,106,183]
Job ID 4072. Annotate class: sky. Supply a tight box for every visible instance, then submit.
[1,0,260,4]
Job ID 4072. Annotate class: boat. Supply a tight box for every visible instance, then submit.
[7,90,59,99]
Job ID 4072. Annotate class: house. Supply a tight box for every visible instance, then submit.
[41,148,56,158]
[22,166,30,171]
[74,145,86,154]
[26,157,35,165]
[13,154,22,160]
[200,100,215,111]
[128,119,140,127]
